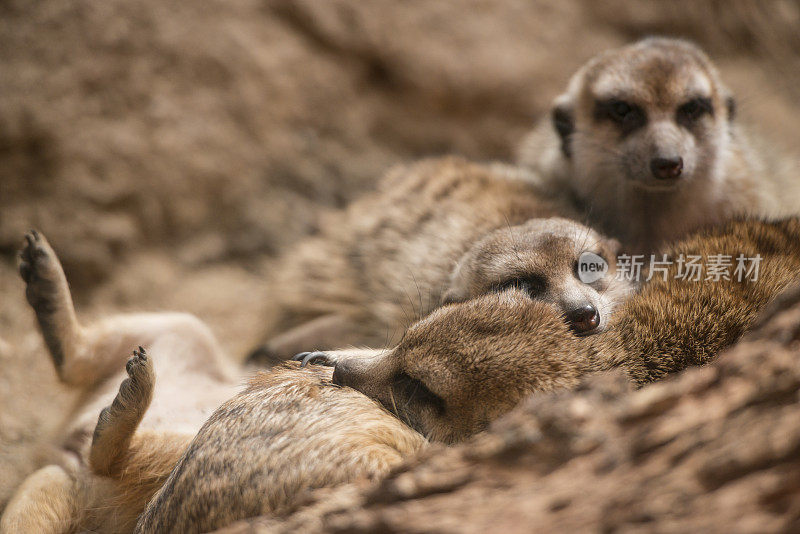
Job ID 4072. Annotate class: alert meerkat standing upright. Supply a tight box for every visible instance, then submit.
[248,157,632,364]
[0,232,423,534]
[518,37,800,254]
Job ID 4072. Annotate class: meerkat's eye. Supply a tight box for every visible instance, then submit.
[573,255,609,287]
[495,275,548,298]
[677,97,713,126]
[611,101,632,120]
[595,99,646,134]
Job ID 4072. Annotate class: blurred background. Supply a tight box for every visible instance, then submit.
[1,0,799,509]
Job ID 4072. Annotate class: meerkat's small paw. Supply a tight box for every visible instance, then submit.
[19,230,68,311]
[114,347,154,409]
[127,346,148,373]
[19,230,61,299]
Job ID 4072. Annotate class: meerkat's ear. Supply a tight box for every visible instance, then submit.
[551,94,575,159]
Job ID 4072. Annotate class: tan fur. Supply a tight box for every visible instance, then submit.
[135,364,425,532]
[2,232,238,533]
[2,232,424,534]
[518,37,800,254]
[249,156,630,362]
[9,216,800,530]
[318,217,800,443]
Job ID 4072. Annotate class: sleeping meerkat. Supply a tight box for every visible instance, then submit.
[518,37,800,254]
[443,217,629,334]
[0,232,423,533]
[248,157,631,364]
[306,217,800,443]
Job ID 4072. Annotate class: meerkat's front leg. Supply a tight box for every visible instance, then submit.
[90,347,155,477]
[18,230,86,383]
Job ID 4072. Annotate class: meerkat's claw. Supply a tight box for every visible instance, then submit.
[294,351,333,368]
[125,345,148,378]
[126,347,149,375]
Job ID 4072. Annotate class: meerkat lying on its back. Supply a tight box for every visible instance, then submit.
[308,217,800,443]
[249,157,631,364]
[1,233,422,534]
[519,37,799,254]
[1,232,240,533]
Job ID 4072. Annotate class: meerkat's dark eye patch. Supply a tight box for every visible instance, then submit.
[594,99,646,135]
[391,372,446,417]
[677,97,714,127]
[495,275,548,298]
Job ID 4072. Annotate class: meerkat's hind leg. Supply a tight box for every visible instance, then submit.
[90,347,155,478]
[18,230,84,381]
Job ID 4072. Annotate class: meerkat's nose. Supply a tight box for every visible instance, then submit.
[650,156,683,180]
[566,304,600,334]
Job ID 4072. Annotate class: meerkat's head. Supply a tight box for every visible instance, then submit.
[307,293,599,443]
[443,218,630,335]
[553,37,735,193]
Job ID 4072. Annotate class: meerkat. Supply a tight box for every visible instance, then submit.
[9,215,800,531]
[134,362,424,533]
[248,156,631,364]
[518,37,800,254]
[0,232,424,534]
[442,217,629,334]
[305,216,800,443]
[1,232,240,533]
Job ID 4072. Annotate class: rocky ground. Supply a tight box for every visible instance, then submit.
[1,0,799,527]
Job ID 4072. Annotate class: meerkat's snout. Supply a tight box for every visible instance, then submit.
[650,156,683,180]
[633,116,699,187]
